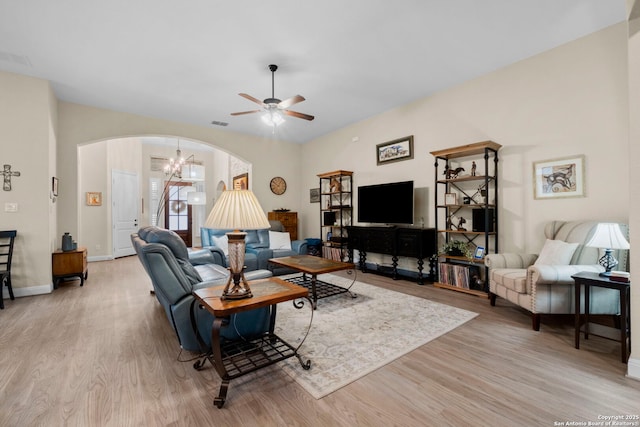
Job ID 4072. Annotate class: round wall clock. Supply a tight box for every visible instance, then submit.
[270,176,287,195]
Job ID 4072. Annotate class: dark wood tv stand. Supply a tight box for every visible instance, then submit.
[346,226,436,285]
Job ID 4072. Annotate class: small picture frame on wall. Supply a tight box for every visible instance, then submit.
[533,155,585,199]
[444,193,457,205]
[232,173,249,190]
[86,192,102,206]
[309,188,320,203]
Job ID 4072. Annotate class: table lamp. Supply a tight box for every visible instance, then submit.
[585,223,630,276]
[204,189,270,299]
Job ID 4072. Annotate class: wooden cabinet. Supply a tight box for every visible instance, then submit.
[347,226,436,285]
[52,247,88,288]
[268,211,298,240]
[430,141,501,297]
[318,170,353,261]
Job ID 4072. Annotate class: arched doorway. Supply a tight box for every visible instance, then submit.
[77,136,251,258]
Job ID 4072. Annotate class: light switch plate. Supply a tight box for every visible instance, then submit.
[4,202,18,212]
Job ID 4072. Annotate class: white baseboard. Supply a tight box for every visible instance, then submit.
[3,256,113,300]
[628,356,640,381]
[88,255,114,262]
[9,283,53,298]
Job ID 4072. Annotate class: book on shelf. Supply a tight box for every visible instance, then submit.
[322,245,344,262]
[438,262,482,290]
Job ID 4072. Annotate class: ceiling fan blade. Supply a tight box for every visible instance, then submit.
[283,109,315,121]
[238,93,266,107]
[278,95,305,109]
[230,110,261,116]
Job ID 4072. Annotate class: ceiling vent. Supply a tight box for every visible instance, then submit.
[0,51,32,67]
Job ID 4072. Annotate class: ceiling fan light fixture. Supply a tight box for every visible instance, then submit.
[261,109,285,127]
[231,64,314,124]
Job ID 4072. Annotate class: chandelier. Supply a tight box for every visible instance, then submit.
[164,140,186,178]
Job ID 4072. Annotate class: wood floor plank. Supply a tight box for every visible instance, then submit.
[1,256,639,426]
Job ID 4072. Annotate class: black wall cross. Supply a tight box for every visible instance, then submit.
[2,164,21,191]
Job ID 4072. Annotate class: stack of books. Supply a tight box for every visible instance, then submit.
[609,271,630,283]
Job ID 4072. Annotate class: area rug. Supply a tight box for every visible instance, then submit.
[274,274,478,399]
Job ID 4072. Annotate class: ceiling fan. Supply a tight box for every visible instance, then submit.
[231,64,314,124]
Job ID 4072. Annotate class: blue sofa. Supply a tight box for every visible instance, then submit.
[201,220,308,275]
[131,226,273,352]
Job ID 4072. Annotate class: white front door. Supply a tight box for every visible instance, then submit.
[112,170,139,258]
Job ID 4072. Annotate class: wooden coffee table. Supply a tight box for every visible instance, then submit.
[269,255,356,309]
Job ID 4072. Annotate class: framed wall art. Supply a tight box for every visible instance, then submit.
[309,188,320,203]
[533,155,585,199]
[86,192,102,206]
[232,173,249,190]
[376,135,414,165]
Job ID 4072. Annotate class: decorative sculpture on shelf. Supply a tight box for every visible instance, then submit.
[445,166,465,179]
[447,216,467,231]
[330,177,341,192]
[471,161,477,176]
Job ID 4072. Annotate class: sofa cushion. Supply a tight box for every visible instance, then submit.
[269,231,291,250]
[248,229,270,249]
[534,239,579,266]
[139,226,189,260]
[271,248,296,258]
[195,263,230,283]
[245,230,260,245]
[242,252,259,271]
[211,235,229,255]
[490,268,528,294]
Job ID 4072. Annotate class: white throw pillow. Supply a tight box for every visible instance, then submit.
[211,235,229,256]
[269,231,292,250]
[534,239,579,266]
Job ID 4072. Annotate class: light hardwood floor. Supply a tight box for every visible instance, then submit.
[1,255,639,426]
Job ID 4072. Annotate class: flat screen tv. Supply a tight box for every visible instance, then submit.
[357,181,414,225]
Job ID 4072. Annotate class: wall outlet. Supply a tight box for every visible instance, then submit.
[95,244,101,250]
[4,202,18,212]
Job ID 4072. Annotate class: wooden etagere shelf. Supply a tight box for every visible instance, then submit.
[430,141,502,297]
[318,170,353,262]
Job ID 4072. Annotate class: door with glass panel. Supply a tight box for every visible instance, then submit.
[164,181,193,247]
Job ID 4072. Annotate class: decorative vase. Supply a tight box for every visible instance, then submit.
[62,232,74,252]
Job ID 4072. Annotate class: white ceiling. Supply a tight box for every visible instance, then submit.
[0,1,626,144]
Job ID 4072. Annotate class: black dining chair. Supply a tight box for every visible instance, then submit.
[0,230,17,309]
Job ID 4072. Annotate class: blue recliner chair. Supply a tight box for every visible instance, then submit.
[131,226,273,352]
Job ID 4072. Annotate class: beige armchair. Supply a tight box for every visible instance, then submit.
[485,221,628,330]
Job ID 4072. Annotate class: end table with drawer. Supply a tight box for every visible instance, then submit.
[52,247,88,288]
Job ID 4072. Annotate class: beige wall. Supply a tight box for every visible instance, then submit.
[301,22,629,253]
[0,71,58,294]
[78,137,144,258]
[78,141,109,257]
[626,0,640,380]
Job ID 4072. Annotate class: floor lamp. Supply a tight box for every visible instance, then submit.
[204,189,270,299]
